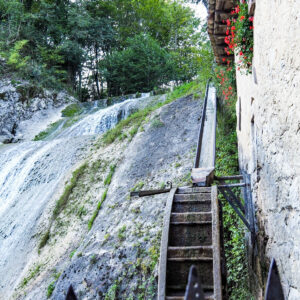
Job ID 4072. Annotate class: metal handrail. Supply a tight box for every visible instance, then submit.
[194,79,211,168]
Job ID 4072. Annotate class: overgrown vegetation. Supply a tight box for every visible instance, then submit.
[215,101,253,299]
[102,79,206,145]
[52,163,88,218]
[0,0,212,99]
[46,272,61,298]
[104,165,116,185]
[38,162,88,249]
[61,103,82,117]
[20,263,43,288]
[88,188,108,230]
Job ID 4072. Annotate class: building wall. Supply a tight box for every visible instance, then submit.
[235,1,300,299]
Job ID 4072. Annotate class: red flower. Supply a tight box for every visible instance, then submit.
[231,26,236,31]
[239,51,243,56]
[226,29,229,35]
[250,26,254,30]
[235,6,240,13]
[240,15,245,20]
[226,19,231,26]
[249,16,254,22]
[228,86,232,90]
[222,58,226,62]
[250,47,253,51]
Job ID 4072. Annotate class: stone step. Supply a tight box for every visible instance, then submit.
[170,212,212,223]
[174,193,211,201]
[167,246,213,259]
[177,186,211,194]
[172,200,211,213]
[169,222,212,247]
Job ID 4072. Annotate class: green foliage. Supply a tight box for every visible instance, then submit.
[38,162,87,249]
[105,283,118,300]
[47,282,55,298]
[102,79,202,145]
[61,103,82,117]
[90,254,97,265]
[52,163,88,219]
[21,263,43,288]
[101,34,173,95]
[215,102,253,299]
[33,120,63,141]
[131,181,145,192]
[151,118,164,128]
[88,188,108,230]
[69,250,76,258]
[104,165,116,185]
[167,80,202,102]
[6,40,30,70]
[118,225,126,241]
[39,230,50,250]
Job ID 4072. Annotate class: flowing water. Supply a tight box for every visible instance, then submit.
[0,93,151,297]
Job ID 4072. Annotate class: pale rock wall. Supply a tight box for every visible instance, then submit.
[235,1,300,299]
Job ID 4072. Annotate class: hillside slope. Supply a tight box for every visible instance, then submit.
[16,94,203,300]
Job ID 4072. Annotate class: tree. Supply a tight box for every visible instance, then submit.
[101,34,173,95]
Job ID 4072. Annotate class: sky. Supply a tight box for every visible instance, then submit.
[186,2,208,21]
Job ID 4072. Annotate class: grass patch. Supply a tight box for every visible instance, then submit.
[101,79,203,145]
[150,118,164,128]
[130,181,144,192]
[118,225,126,241]
[52,163,88,219]
[88,188,108,230]
[39,229,50,250]
[61,103,82,117]
[166,80,203,102]
[33,120,63,141]
[104,164,116,186]
[46,272,61,298]
[21,263,43,288]
[62,115,81,129]
[38,162,87,250]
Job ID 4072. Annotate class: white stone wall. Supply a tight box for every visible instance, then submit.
[235,1,300,299]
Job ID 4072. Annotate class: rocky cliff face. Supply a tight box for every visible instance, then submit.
[0,79,76,143]
[9,94,202,300]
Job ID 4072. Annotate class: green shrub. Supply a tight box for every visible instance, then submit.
[61,103,82,117]
[88,188,108,230]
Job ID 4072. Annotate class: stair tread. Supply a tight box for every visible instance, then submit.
[166,291,214,300]
[167,284,214,290]
[170,221,212,225]
[167,257,213,261]
[171,212,212,215]
[168,246,213,250]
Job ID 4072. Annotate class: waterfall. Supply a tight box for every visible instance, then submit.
[0,93,151,297]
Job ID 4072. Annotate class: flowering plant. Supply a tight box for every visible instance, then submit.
[223,2,254,72]
[214,64,236,104]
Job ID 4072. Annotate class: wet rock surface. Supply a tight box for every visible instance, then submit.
[50,95,202,300]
